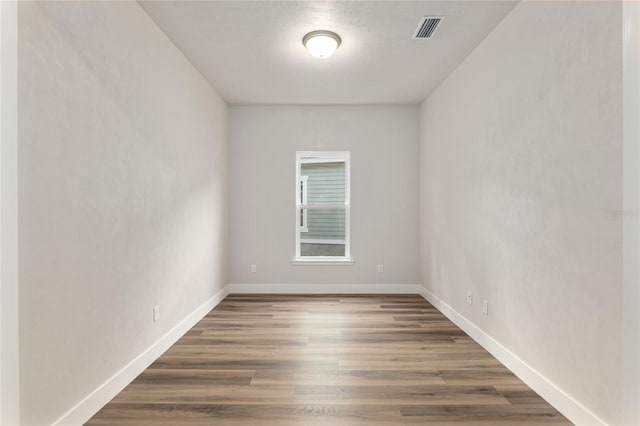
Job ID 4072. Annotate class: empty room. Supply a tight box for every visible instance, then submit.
[1,0,639,425]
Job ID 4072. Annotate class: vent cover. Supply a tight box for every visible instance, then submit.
[413,16,444,39]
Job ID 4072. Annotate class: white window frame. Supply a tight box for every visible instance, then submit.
[293,151,353,265]
[299,175,308,232]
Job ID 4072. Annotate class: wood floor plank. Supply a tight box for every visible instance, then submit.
[86,295,572,425]
[150,357,339,371]
[292,384,510,405]
[438,369,522,386]
[88,404,404,426]
[251,369,445,386]
[400,404,570,424]
[110,384,295,404]
[132,369,255,386]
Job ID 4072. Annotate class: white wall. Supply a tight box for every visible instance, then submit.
[1,1,20,425]
[18,2,228,425]
[419,1,621,424]
[622,2,640,424]
[229,106,419,288]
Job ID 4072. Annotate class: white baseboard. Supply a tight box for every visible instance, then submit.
[52,285,230,426]
[417,285,606,426]
[228,283,419,294]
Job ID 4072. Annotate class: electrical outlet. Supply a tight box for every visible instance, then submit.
[153,305,160,322]
[377,264,384,273]
[250,264,257,273]
[467,291,473,305]
[482,299,489,315]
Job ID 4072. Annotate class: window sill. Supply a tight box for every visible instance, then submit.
[291,257,355,266]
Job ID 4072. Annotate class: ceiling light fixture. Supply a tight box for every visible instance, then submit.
[303,30,341,59]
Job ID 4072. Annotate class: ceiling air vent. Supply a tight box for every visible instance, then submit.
[413,16,444,39]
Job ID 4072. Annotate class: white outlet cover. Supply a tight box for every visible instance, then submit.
[377,264,384,273]
[250,264,257,273]
[467,291,473,305]
[482,300,489,315]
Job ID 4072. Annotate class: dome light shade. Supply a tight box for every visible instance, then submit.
[303,30,341,58]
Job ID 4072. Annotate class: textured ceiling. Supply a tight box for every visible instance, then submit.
[140,1,518,105]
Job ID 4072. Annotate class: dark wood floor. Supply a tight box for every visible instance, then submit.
[87,294,572,425]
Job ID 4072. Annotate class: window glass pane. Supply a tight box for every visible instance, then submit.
[301,161,345,205]
[300,242,345,257]
[299,207,345,257]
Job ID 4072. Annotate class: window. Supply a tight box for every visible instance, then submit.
[294,151,352,264]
